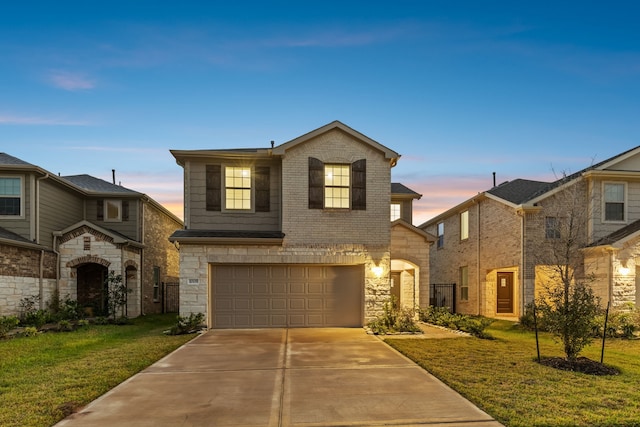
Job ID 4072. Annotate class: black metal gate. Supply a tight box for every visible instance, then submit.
[163,282,180,313]
[430,283,456,313]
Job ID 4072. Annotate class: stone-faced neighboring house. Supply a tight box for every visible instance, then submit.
[170,121,433,328]
[420,146,640,319]
[0,153,182,317]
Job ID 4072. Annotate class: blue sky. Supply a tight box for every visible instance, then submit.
[2,1,639,224]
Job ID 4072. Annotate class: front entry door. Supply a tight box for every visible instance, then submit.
[390,272,402,308]
[496,272,514,314]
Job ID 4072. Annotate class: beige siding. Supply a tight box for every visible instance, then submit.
[85,197,141,240]
[282,129,390,246]
[186,158,281,231]
[590,178,640,242]
[38,179,84,247]
[1,172,31,241]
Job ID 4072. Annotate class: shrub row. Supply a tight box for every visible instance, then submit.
[419,306,495,339]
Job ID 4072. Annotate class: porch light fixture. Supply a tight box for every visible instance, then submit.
[619,260,631,276]
[372,265,384,278]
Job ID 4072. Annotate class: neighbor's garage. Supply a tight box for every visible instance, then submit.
[211,264,364,328]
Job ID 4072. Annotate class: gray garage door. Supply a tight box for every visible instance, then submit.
[211,264,364,328]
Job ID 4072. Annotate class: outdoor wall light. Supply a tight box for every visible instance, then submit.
[619,260,631,276]
[372,265,384,277]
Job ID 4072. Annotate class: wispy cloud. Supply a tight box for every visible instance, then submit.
[48,70,96,91]
[0,114,91,126]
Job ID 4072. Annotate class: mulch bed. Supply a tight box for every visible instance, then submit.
[539,356,620,376]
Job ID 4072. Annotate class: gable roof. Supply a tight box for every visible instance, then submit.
[0,226,45,249]
[588,218,640,248]
[0,153,35,167]
[420,146,640,228]
[272,121,400,163]
[61,174,140,195]
[391,183,422,199]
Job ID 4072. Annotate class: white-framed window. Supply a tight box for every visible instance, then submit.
[604,182,625,222]
[545,216,561,239]
[104,199,122,222]
[460,266,469,301]
[390,203,401,221]
[437,222,444,248]
[460,210,469,240]
[324,164,350,209]
[224,166,252,210]
[0,176,23,217]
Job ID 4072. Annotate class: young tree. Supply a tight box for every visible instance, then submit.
[105,271,131,321]
[533,176,601,363]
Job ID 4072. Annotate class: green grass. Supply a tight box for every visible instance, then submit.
[386,321,640,427]
[0,314,196,427]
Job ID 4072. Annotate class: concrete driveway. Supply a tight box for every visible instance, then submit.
[56,328,503,427]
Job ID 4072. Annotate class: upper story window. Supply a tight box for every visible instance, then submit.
[225,166,252,210]
[97,199,129,222]
[437,222,444,248]
[390,203,401,221]
[460,210,469,240]
[308,157,366,210]
[206,165,270,213]
[545,216,561,239]
[0,176,22,216]
[324,164,350,209]
[604,182,625,222]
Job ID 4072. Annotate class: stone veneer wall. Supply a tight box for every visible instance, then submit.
[0,243,57,316]
[390,224,430,310]
[178,243,390,325]
[142,202,182,314]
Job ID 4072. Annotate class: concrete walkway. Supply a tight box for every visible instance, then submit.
[56,328,503,427]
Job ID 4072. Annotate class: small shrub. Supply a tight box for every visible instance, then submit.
[0,315,19,338]
[164,313,205,335]
[57,320,74,332]
[367,300,421,335]
[21,309,50,329]
[76,319,89,328]
[93,316,109,325]
[20,326,39,337]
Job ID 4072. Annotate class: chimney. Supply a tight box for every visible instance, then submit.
[112,169,116,185]
[270,140,275,149]
[492,172,496,187]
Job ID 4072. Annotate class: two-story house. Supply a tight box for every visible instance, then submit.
[0,153,182,317]
[170,121,432,328]
[421,146,640,319]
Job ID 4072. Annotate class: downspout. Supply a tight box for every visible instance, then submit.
[476,200,481,315]
[520,211,526,317]
[36,173,49,309]
[53,233,61,297]
[140,199,146,316]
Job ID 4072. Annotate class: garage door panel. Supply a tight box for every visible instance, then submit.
[212,265,363,328]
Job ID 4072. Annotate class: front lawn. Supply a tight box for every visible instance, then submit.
[0,314,196,427]
[386,320,640,427]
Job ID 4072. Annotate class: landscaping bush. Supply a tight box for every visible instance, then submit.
[0,315,19,338]
[367,300,421,335]
[594,304,639,339]
[419,305,495,339]
[164,313,206,335]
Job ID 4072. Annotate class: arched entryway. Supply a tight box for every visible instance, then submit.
[77,263,109,316]
[390,259,420,310]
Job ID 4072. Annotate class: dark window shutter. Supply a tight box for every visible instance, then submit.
[309,157,324,209]
[206,165,221,211]
[255,166,270,212]
[122,200,130,221]
[97,200,104,221]
[352,159,366,210]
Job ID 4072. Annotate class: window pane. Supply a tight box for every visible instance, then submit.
[604,183,624,202]
[390,203,401,221]
[105,200,121,221]
[460,211,469,240]
[605,203,624,221]
[225,167,251,210]
[0,178,21,196]
[324,164,350,208]
[0,198,20,215]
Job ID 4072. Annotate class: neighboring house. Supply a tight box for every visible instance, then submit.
[420,146,640,319]
[0,153,182,317]
[170,120,433,328]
